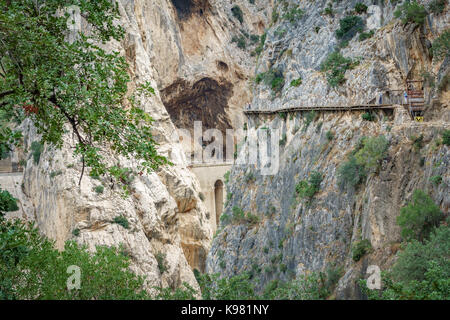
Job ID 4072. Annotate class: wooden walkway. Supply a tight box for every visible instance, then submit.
[244,81,427,117]
[243,103,403,115]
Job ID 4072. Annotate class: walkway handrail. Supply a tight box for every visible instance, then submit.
[243,102,404,115]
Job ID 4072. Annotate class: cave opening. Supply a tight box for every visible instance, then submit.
[171,0,209,19]
[160,77,234,159]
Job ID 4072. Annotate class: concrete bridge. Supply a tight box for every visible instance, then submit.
[188,162,232,232]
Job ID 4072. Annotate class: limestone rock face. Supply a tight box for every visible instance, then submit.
[206,0,449,299]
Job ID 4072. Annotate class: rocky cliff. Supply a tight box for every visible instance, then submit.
[206,0,449,299]
[2,0,449,298]
[2,0,271,292]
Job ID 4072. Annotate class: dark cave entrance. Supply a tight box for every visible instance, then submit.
[171,0,209,19]
[160,77,234,159]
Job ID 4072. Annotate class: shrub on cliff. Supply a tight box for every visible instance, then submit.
[335,15,364,42]
[432,30,450,60]
[231,5,244,23]
[295,171,323,201]
[354,3,368,14]
[338,136,389,190]
[428,0,447,15]
[394,0,428,26]
[396,190,443,242]
[352,239,372,262]
[442,129,450,145]
[320,51,356,88]
[0,188,18,215]
[283,7,304,22]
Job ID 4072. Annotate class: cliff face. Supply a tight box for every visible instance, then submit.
[4,0,270,291]
[3,0,449,298]
[206,0,449,299]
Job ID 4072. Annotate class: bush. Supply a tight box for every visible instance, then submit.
[362,111,374,121]
[320,51,356,87]
[93,185,104,194]
[295,171,323,201]
[232,35,246,49]
[326,130,334,141]
[394,0,428,26]
[244,171,256,183]
[354,3,368,14]
[197,272,257,300]
[0,188,18,214]
[443,129,450,145]
[279,133,287,146]
[113,215,130,229]
[155,252,168,274]
[303,111,316,131]
[290,78,302,87]
[231,5,244,23]
[335,16,364,42]
[354,135,389,172]
[428,0,447,14]
[224,171,230,184]
[250,34,259,44]
[253,32,266,55]
[0,219,149,299]
[283,7,304,22]
[323,6,333,16]
[410,134,424,151]
[432,30,450,60]
[352,239,372,262]
[364,222,450,300]
[338,135,388,190]
[430,175,442,186]
[232,206,246,222]
[264,273,329,300]
[30,141,44,165]
[359,30,374,41]
[255,69,285,93]
[72,228,80,237]
[337,155,366,190]
[397,190,443,241]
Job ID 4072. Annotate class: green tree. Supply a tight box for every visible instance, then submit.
[394,0,428,25]
[396,190,443,241]
[432,30,450,60]
[363,222,450,300]
[320,51,356,87]
[0,188,18,215]
[354,135,389,172]
[0,219,149,299]
[0,1,168,188]
[336,16,364,41]
[295,171,323,201]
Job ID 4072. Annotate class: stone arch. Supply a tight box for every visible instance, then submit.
[214,180,224,226]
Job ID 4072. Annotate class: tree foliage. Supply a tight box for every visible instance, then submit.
[394,0,428,25]
[363,221,450,300]
[335,15,364,42]
[396,190,443,241]
[0,0,169,188]
[320,51,357,88]
[0,218,149,300]
[337,136,389,191]
[295,171,323,201]
[432,30,450,60]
